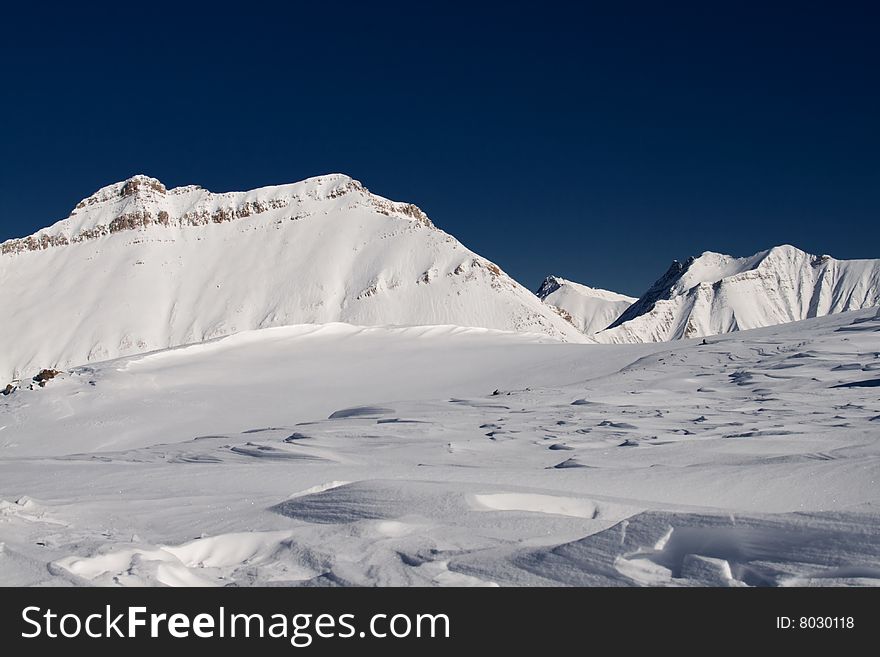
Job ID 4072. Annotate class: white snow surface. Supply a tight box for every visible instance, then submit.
[595,245,880,343]
[0,174,585,382]
[2,310,879,587]
[537,275,636,335]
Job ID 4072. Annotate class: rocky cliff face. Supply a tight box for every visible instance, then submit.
[606,259,692,330]
[1,175,432,256]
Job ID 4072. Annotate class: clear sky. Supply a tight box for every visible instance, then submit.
[1,1,877,296]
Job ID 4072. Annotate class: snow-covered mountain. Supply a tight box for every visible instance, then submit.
[595,245,880,343]
[536,275,636,335]
[0,174,586,382]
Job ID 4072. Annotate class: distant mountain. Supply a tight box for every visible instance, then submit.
[536,276,636,335]
[0,174,586,381]
[594,245,880,343]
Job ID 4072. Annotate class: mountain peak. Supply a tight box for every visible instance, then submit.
[765,243,803,256]
[536,275,564,299]
[607,258,691,330]
[596,245,880,343]
[0,173,586,379]
[757,244,809,266]
[1,173,440,259]
[536,276,636,335]
[73,174,167,212]
[119,174,167,198]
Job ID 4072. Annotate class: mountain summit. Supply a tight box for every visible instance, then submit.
[536,276,636,335]
[2,173,430,256]
[0,174,585,381]
[594,244,880,343]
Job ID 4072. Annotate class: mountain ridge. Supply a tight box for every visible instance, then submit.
[1,174,432,255]
[0,174,587,382]
[536,275,636,335]
[594,244,880,343]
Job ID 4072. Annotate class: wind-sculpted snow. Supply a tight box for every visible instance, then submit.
[1,310,879,586]
[594,245,880,343]
[0,175,585,382]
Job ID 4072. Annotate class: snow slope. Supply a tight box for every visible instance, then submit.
[595,245,880,343]
[1,310,879,586]
[0,174,585,382]
[536,275,636,335]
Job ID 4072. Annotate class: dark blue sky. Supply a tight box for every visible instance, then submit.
[2,2,877,295]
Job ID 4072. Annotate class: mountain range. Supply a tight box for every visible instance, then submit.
[2,174,879,382]
[587,245,880,343]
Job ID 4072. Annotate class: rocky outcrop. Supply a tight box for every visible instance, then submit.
[1,200,290,256]
[33,369,62,387]
[536,275,563,300]
[74,174,166,210]
[120,177,166,198]
[1,174,433,256]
